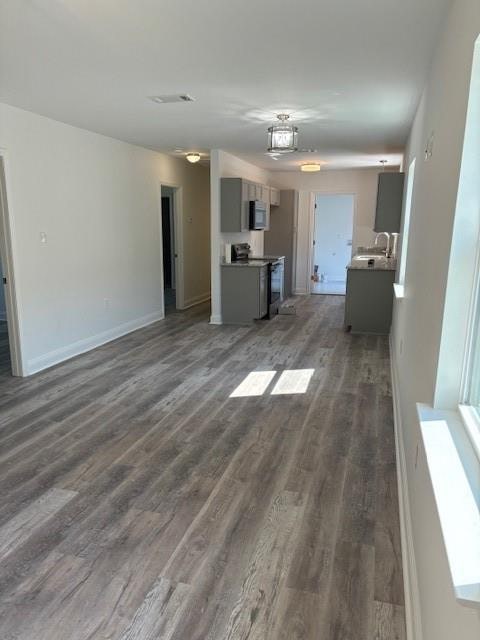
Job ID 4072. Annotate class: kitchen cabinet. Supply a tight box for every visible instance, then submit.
[270,187,280,207]
[221,177,274,232]
[264,189,297,297]
[344,268,395,334]
[221,264,268,324]
[221,178,249,232]
[374,172,405,233]
[247,181,257,202]
[261,185,270,205]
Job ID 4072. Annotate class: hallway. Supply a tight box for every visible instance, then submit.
[0,321,10,379]
[0,296,404,639]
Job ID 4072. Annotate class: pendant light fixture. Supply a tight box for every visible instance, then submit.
[267,114,298,154]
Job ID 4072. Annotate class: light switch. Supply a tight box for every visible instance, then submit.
[40,232,47,244]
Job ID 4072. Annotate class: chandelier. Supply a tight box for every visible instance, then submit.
[267,114,298,153]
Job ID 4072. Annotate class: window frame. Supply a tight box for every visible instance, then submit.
[397,157,416,288]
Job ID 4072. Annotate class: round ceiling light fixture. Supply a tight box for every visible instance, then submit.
[267,114,298,153]
[186,152,201,163]
[300,163,321,172]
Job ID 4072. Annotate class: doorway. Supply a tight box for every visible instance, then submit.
[161,186,177,314]
[311,194,354,295]
[0,154,22,376]
[0,253,10,375]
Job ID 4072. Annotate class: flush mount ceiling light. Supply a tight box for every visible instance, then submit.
[186,152,201,163]
[300,163,321,172]
[267,114,298,154]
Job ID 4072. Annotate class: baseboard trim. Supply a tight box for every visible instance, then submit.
[181,292,211,310]
[293,288,308,295]
[389,335,423,640]
[209,314,222,325]
[26,310,164,376]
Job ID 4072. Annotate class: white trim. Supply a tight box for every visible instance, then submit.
[418,403,480,609]
[26,310,163,376]
[0,150,25,376]
[182,292,211,310]
[390,335,423,640]
[209,314,222,325]
[394,283,405,299]
[459,404,480,463]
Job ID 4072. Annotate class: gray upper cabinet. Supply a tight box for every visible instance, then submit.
[374,172,405,233]
[221,178,249,232]
[221,177,273,232]
[270,187,280,207]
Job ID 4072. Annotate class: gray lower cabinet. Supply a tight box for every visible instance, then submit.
[344,269,395,334]
[374,172,405,233]
[221,265,268,324]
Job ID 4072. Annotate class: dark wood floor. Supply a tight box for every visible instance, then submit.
[0,297,405,640]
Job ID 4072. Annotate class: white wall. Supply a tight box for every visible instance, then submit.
[391,0,480,638]
[0,103,210,374]
[210,149,269,324]
[269,168,386,294]
[314,194,354,283]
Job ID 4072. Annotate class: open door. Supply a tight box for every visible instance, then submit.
[311,194,354,295]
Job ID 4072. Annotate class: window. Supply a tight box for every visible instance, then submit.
[398,157,416,286]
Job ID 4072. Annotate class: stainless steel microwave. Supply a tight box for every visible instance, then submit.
[249,200,267,230]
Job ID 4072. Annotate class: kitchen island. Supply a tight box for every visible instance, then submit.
[344,253,396,334]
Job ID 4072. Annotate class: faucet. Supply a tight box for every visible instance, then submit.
[375,232,391,258]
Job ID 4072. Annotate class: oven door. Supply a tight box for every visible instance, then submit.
[268,261,284,315]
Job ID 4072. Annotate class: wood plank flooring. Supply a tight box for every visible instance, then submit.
[0,296,405,639]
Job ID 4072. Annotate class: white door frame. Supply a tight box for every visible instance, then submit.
[159,182,184,311]
[307,191,356,294]
[0,151,24,376]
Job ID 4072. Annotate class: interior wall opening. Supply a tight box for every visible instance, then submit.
[0,156,18,377]
[161,186,177,314]
[311,194,354,296]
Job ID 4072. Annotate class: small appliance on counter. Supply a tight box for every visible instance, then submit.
[231,242,251,262]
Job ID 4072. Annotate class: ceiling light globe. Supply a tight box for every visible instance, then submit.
[300,163,321,172]
[186,153,201,163]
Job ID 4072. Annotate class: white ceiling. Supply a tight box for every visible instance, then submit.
[0,0,451,170]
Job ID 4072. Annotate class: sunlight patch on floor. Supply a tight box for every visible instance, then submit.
[271,369,315,395]
[229,371,277,398]
[230,369,315,398]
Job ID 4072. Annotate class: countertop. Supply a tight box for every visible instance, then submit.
[221,259,270,268]
[347,256,397,271]
[221,255,284,268]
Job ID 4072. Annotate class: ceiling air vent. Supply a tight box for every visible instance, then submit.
[149,94,195,104]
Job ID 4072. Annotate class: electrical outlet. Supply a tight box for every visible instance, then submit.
[39,231,47,244]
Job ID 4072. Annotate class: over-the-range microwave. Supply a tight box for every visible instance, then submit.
[249,200,267,230]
